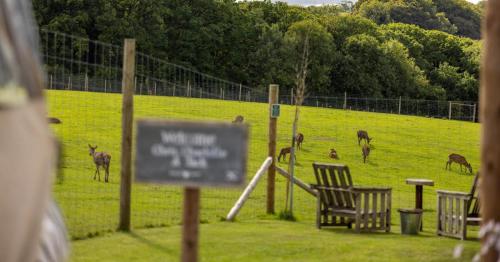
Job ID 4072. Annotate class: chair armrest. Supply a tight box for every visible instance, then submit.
[437,190,471,200]
[311,185,352,193]
[352,186,392,193]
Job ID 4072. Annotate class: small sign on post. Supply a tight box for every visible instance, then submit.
[135,119,248,262]
[270,104,280,118]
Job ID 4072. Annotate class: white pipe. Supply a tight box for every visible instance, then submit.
[226,157,272,221]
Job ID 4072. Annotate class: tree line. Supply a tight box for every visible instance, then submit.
[33,0,481,101]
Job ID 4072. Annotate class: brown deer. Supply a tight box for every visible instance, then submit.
[329,148,339,160]
[48,117,62,124]
[88,144,111,183]
[295,133,304,150]
[278,147,296,162]
[357,130,372,145]
[446,153,473,174]
[232,115,244,124]
[362,144,371,163]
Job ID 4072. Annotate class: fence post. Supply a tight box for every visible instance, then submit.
[154,81,157,95]
[448,101,452,120]
[398,96,402,114]
[291,88,294,105]
[84,74,88,91]
[267,84,279,214]
[187,80,190,97]
[119,39,136,231]
[173,84,176,96]
[50,74,53,89]
[104,79,107,93]
[239,83,242,101]
[480,0,500,259]
[343,92,347,109]
[472,103,477,123]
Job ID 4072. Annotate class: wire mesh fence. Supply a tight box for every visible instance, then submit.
[43,29,480,239]
[280,95,478,122]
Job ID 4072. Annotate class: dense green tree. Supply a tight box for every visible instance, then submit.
[32,0,481,101]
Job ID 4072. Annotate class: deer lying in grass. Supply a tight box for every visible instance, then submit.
[446,153,472,174]
[329,148,339,160]
[278,147,296,162]
[357,130,372,145]
[295,133,304,150]
[362,144,371,163]
[88,144,111,183]
[232,115,244,123]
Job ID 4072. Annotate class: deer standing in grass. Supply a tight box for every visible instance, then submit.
[446,153,472,174]
[357,130,372,145]
[362,144,371,163]
[278,147,295,162]
[232,115,244,123]
[295,133,304,150]
[329,148,339,160]
[88,144,111,183]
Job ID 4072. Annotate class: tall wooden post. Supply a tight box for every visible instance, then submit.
[481,0,500,260]
[182,187,200,262]
[119,39,135,231]
[267,85,279,214]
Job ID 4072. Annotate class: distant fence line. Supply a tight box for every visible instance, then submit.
[40,29,477,122]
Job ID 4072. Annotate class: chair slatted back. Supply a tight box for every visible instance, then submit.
[467,173,480,218]
[313,163,354,209]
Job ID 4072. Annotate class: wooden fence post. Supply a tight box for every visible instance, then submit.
[182,187,200,262]
[267,84,279,214]
[119,39,136,231]
[481,0,500,260]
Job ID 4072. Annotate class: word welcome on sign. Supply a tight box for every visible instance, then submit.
[135,119,249,187]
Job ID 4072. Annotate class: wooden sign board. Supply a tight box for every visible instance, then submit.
[271,104,280,118]
[135,119,248,187]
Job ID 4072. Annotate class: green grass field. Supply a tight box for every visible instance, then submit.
[46,90,480,260]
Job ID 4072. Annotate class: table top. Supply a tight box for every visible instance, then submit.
[406,179,434,186]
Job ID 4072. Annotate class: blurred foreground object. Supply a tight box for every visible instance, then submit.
[0,1,67,261]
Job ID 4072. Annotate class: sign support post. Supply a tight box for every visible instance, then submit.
[182,187,200,262]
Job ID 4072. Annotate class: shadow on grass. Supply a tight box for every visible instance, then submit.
[128,231,174,254]
[318,227,435,239]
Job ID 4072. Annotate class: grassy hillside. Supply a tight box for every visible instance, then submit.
[46,90,480,241]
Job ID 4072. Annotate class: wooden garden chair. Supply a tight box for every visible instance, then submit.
[436,173,481,240]
[311,163,392,233]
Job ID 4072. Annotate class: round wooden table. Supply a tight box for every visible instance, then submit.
[406,178,434,231]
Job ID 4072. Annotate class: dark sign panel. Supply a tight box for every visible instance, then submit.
[135,119,249,187]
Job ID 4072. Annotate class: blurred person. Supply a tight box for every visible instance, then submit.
[0,0,68,261]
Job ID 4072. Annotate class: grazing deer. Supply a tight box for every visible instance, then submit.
[329,148,339,160]
[295,133,304,150]
[446,153,473,174]
[362,144,371,163]
[278,147,296,162]
[47,117,62,124]
[357,130,372,145]
[232,115,244,124]
[88,144,111,183]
